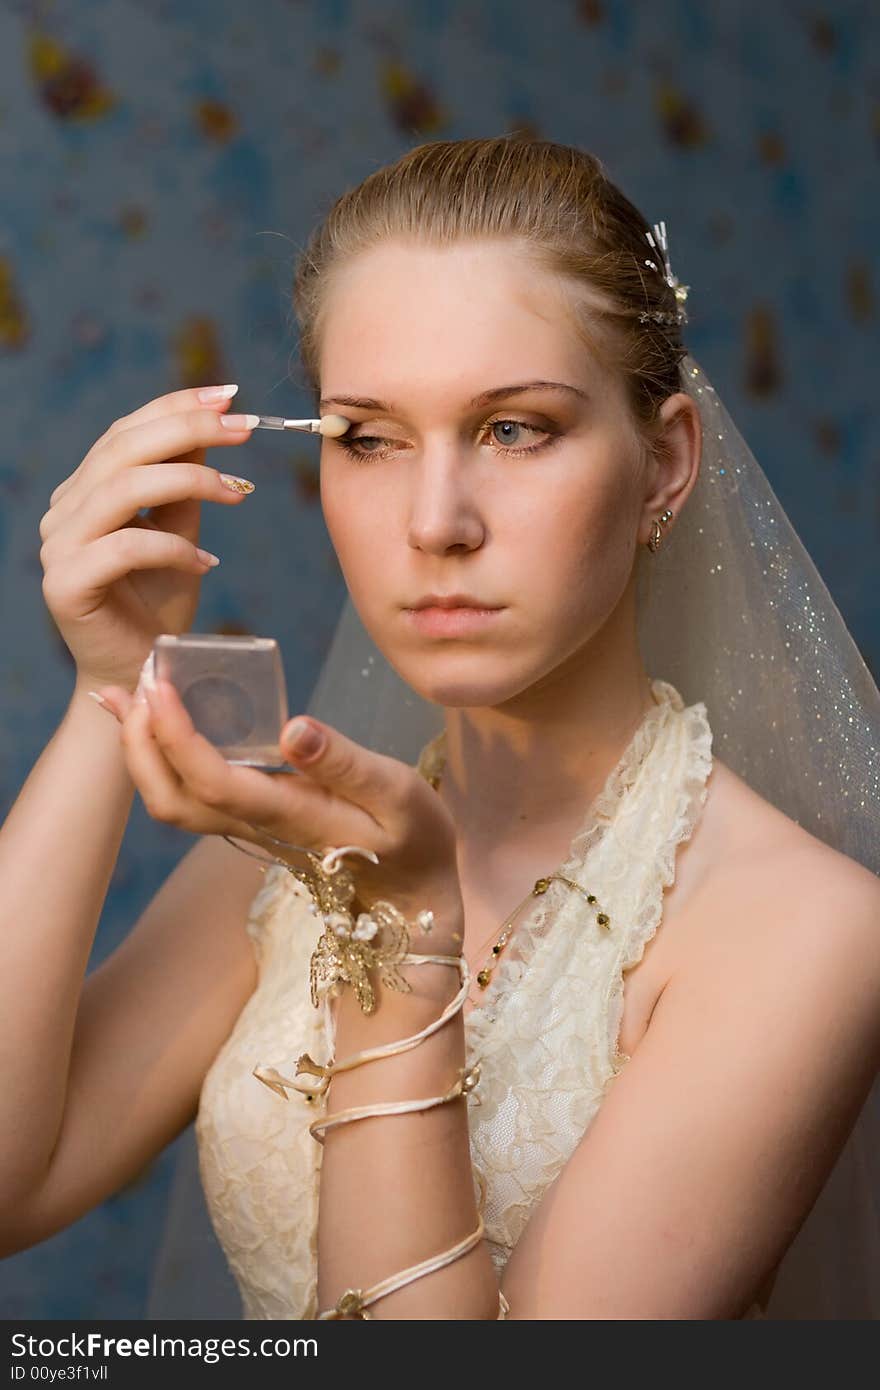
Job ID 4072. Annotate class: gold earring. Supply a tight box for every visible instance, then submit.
[647,507,674,553]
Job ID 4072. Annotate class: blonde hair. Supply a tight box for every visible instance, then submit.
[292,134,688,457]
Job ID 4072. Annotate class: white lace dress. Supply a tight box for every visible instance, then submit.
[195,677,762,1319]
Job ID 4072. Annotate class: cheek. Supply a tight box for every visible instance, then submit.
[321,463,367,558]
[521,471,638,627]
[321,464,393,609]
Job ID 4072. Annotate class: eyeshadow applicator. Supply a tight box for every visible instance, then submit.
[252,414,352,437]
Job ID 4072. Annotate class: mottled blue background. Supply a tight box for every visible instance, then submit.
[0,0,876,1318]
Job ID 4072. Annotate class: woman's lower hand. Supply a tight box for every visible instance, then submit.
[94,678,464,952]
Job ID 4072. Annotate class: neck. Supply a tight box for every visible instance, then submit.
[434,602,656,863]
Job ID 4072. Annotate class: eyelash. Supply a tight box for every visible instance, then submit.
[333,418,560,462]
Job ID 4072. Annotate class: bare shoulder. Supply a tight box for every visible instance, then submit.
[700,753,879,902]
[636,753,880,1014]
[663,752,880,1000]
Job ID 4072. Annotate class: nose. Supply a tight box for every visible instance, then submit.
[406,449,486,556]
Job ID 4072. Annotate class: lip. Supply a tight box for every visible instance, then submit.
[404,605,505,637]
[410,594,497,609]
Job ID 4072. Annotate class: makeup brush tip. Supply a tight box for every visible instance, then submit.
[318,414,351,438]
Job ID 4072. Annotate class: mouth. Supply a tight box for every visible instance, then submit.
[403,604,506,637]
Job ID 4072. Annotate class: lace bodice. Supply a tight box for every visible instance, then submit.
[196,678,737,1319]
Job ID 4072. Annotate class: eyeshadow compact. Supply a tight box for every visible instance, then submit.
[137,633,293,772]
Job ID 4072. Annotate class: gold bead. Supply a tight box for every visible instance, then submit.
[587,894,597,904]
[596,912,609,927]
[491,943,502,954]
[476,968,492,988]
[336,1288,366,1317]
[534,877,550,893]
[461,1062,481,1093]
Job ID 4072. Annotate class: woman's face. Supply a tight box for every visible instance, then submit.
[317,238,649,708]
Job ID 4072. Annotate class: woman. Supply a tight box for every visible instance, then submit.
[3,137,878,1320]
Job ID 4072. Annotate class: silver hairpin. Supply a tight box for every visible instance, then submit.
[640,220,690,327]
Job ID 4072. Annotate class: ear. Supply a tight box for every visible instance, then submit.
[638,391,702,546]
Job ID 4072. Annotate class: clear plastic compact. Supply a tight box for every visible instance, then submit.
[140,633,291,771]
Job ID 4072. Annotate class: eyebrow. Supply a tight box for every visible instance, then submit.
[318,380,591,413]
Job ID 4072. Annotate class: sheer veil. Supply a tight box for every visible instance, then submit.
[146,353,880,1320]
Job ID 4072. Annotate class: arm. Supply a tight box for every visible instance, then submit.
[89,679,503,1316]
[0,680,264,1253]
[315,918,501,1320]
[0,678,136,1205]
[317,846,880,1319]
[500,852,880,1318]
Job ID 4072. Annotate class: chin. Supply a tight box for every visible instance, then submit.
[385,647,545,710]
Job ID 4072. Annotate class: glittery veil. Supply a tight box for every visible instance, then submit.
[145,353,880,1320]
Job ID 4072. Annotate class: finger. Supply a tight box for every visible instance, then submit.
[40,524,223,622]
[48,386,241,509]
[280,714,405,822]
[100,384,240,447]
[142,677,295,819]
[117,694,267,839]
[118,697,191,825]
[92,405,257,471]
[42,408,256,543]
[142,679,247,810]
[147,680,376,847]
[40,459,252,561]
[93,686,136,721]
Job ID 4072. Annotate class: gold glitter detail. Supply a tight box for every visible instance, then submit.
[219,473,256,494]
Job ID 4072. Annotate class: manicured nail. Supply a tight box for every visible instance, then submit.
[196,547,221,566]
[219,413,259,430]
[219,473,256,494]
[284,718,323,757]
[87,690,116,717]
[198,384,239,403]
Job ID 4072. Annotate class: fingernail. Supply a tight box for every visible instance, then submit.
[219,413,259,430]
[196,548,221,566]
[87,690,117,718]
[219,474,255,494]
[134,654,157,705]
[198,384,239,403]
[284,718,323,757]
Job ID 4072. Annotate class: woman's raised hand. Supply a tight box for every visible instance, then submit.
[38,385,258,693]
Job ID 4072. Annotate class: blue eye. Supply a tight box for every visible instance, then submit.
[483,417,559,457]
[490,420,539,449]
